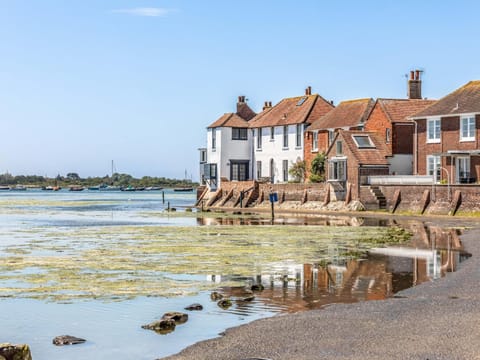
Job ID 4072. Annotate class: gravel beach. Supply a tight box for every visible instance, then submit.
[162,216,480,360]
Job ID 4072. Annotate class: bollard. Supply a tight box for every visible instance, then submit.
[167,201,170,211]
[162,191,165,204]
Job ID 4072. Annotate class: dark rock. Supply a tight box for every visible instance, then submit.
[185,208,193,212]
[0,343,32,360]
[210,291,223,300]
[239,295,255,302]
[251,284,265,291]
[52,335,86,346]
[142,319,176,334]
[217,299,233,309]
[184,303,203,311]
[162,312,188,324]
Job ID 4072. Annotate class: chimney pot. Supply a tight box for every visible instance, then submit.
[415,70,420,80]
[305,86,312,96]
[410,71,415,80]
[269,101,272,107]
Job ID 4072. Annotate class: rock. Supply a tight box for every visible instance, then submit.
[347,200,365,212]
[162,312,188,324]
[52,335,86,346]
[239,295,255,302]
[0,343,32,360]
[251,284,265,291]
[185,208,193,212]
[217,299,233,309]
[184,303,203,311]
[210,291,223,300]
[142,319,176,334]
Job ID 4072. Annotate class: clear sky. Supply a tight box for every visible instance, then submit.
[1,0,479,180]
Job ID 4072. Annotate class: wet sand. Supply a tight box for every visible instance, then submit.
[162,215,480,360]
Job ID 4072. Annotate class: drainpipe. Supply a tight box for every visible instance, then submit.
[414,120,418,175]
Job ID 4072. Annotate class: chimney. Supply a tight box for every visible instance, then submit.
[263,101,272,111]
[408,69,422,99]
[305,86,312,96]
[238,95,246,103]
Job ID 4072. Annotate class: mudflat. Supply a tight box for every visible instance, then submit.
[162,216,480,360]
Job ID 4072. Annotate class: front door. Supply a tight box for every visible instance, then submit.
[456,156,470,183]
[230,161,249,181]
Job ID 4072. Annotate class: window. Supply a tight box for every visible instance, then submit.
[328,130,335,146]
[230,161,249,181]
[232,127,248,140]
[461,116,475,141]
[328,159,346,181]
[199,149,207,163]
[386,128,391,144]
[352,135,375,148]
[270,127,275,140]
[282,160,289,182]
[312,131,318,151]
[257,128,262,149]
[204,163,217,180]
[296,96,307,106]
[283,125,289,148]
[212,129,216,150]
[427,155,441,183]
[457,157,471,182]
[427,119,441,143]
[256,161,262,179]
[336,141,343,154]
[296,124,302,147]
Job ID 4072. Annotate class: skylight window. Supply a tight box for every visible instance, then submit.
[352,135,375,148]
[296,96,307,106]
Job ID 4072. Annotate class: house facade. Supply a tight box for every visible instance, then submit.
[326,130,390,200]
[249,87,333,183]
[204,96,256,190]
[411,80,480,184]
[364,98,435,175]
[305,98,374,181]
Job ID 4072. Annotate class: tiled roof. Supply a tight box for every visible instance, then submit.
[308,98,375,131]
[377,98,436,123]
[411,80,480,118]
[207,113,249,128]
[248,94,333,128]
[330,130,390,165]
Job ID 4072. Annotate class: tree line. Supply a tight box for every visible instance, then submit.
[0,172,198,188]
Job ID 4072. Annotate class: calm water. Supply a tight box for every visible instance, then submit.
[0,189,470,359]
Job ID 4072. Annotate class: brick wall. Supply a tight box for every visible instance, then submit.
[393,123,414,154]
[365,104,392,154]
[304,131,329,181]
[259,183,326,202]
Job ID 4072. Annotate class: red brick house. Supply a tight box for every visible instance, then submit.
[326,130,390,201]
[364,98,435,174]
[411,80,480,184]
[305,98,375,181]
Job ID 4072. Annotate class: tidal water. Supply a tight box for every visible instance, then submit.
[0,189,470,359]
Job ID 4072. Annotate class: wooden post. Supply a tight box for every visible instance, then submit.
[167,201,170,211]
[271,200,275,220]
[162,191,165,204]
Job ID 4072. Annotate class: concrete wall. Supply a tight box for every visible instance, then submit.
[258,183,327,202]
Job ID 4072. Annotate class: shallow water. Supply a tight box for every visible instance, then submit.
[0,189,470,359]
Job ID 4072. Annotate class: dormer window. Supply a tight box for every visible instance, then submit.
[352,135,375,148]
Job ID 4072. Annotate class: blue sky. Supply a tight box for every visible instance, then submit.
[1,0,479,179]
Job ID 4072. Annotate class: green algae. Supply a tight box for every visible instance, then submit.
[0,223,410,302]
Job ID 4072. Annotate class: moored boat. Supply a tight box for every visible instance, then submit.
[173,187,193,192]
[69,186,84,191]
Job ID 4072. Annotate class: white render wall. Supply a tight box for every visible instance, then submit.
[252,125,304,183]
[206,127,252,188]
[388,154,413,175]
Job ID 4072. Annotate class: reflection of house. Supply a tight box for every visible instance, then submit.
[249,87,333,183]
[326,130,390,200]
[204,96,256,190]
[411,80,480,183]
[305,98,375,180]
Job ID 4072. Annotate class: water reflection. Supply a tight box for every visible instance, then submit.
[207,225,470,314]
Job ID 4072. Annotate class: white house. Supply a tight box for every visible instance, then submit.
[203,96,256,190]
[249,87,334,183]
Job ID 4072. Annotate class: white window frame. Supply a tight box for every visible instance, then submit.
[386,128,391,144]
[427,118,441,143]
[328,158,346,181]
[456,156,471,182]
[283,125,289,149]
[312,131,318,152]
[282,159,289,182]
[212,128,217,150]
[296,124,302,148]
[427,155,441,183]
[256,161,262,179]
[257,128,262,150]
[460,116,475,142]
[270,127,275,141]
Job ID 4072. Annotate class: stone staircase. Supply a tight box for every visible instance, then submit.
[369,186,387,209]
